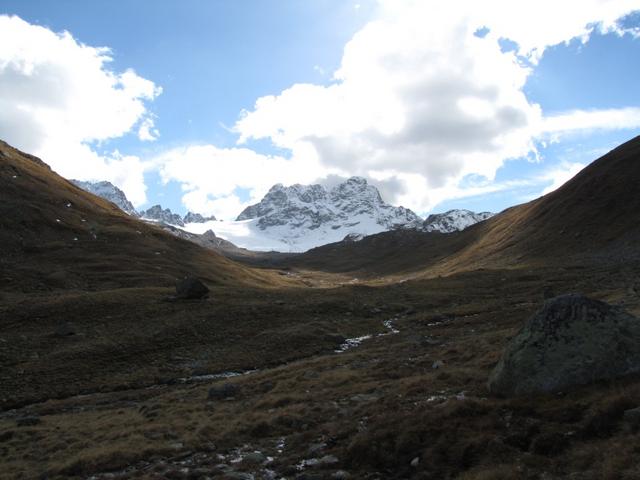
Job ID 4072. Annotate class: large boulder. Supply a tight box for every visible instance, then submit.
[488,294,640,396]
[175,276,209,300]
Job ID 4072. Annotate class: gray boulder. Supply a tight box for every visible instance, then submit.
[488,294,640,396]
[175,276,209,300]
[208,383,239,400]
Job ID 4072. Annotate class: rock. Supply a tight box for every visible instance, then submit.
[221,473,255,480]
[410,456,420,467]
[16,415,41,427]
[349,393,380,403]
[318,455,339,466]
[295,474,323,480]
[432,360,444,370]
[623,406,640,431]
[242,452,266,465]
[308,442,327,455]
[332,471,351,480]
[207,383,239,400]
[488,294,640,396]
[53,323,76,337]
[175,276,209,300]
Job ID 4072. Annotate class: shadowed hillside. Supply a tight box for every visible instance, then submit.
[0,140,280,293]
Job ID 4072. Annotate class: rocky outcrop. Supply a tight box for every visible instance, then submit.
[142,205,185,226]
[421,209,493,233]
[488,294,640,396]
[71,180,138,216]
[184,212,216,223]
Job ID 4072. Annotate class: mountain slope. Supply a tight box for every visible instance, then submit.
[0,140,278,293]
[292,135,640,277]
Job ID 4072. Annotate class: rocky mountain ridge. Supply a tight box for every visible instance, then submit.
[422,209,494,233]
[237,177,422,231]
[73,177,493,251]
[70,180,216,226]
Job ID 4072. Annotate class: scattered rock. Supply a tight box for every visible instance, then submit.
[175,276,209,300]
[488,294,640,396]
[208,383,239,400]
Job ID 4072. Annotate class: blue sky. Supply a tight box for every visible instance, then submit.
[0,0,639,219]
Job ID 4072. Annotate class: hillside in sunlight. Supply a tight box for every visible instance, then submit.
[291,135,640,279]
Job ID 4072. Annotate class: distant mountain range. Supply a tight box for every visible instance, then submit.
[71,180,216,226]
[72,177,493,251]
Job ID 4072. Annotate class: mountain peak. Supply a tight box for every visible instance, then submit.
[184,211,217,223]
[71,179,137,216]
[422,209,494,233]
[232,177,422,250]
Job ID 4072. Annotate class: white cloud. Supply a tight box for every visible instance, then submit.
[541,107,640,136]
[151,144,334,219]
[138,117,160,142]
[232,0,640,213]
[0,15,161,205]
[540,162,588,195]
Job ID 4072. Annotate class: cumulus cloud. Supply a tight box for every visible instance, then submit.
[540,161,588,195]
[138,117,160,142]
[151,144,333,219]
[232,0,640,213]
[0,15,161,206]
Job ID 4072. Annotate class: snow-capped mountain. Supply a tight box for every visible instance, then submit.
[421,209,494,233]
[72,177,493,252]
[71,181,217,226]
[141,207,217,226]
[71,180,138,216]
[237,177,421,230]
[224,177,422,250]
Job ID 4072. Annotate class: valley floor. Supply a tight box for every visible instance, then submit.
[2,264,640,479]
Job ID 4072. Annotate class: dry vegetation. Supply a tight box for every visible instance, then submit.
[2,264,640,479]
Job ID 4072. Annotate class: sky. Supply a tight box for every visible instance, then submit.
[1,0,639,219]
